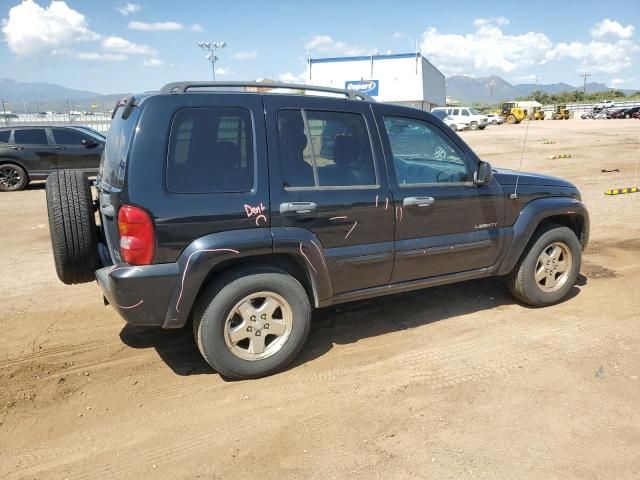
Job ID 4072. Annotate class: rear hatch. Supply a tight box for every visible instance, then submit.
[96,99,141,264]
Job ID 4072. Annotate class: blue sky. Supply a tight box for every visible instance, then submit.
[0,0,638,94]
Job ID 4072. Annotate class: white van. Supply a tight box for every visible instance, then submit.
[432,107,489,130]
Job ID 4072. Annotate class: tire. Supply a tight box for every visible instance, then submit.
[46,170,100,285]
[491,120,498,125]
[478,125,486,130]
[0,163,28,192]
[469,121,478,130]
[507,224,582,307]
[193,265,312,379]
[450,124,458,131]
[506,115,517,124]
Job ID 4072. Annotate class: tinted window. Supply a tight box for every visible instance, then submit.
[384,117,469,185]
[277,109,376,188]
[14,128,47,145]
[0,130,10,143]
[461,109,470,116]
[431,110,446,120]
[452,109,460,116]
[52,128,92,145]
[167,107,253,194]
[99,108,140,187]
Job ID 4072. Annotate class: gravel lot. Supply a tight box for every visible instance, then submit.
[1,119,639,479]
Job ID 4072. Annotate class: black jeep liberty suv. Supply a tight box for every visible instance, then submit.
[46,81,589,379]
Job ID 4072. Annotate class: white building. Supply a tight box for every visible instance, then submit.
[307,52,445,111]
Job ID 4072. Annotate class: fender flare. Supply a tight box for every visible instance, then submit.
[162,227,333,328]
[495,197,589,275]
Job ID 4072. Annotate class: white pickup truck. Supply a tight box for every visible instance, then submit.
[432,107,489,130]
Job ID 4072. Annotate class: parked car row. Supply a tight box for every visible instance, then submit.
[580,106,640,119]
[0,125,104,191]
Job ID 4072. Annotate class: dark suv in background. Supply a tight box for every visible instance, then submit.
[0,125,104,191]
[46,82,589,380]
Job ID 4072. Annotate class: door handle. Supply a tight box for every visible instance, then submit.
[10,146,23,150]
[52,146,65,150]
[403,196,435,208]
[279,202,317,215]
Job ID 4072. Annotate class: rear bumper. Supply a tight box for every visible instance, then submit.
[96,263,179,327]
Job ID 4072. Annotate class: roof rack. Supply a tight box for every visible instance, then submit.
[158,81,374,102]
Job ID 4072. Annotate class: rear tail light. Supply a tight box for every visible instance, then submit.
[118,205,155,265]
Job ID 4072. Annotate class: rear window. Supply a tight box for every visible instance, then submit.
[166,107,254,194]
[99,108,140,187]
[14,128,47,145]
[0,130,10,143]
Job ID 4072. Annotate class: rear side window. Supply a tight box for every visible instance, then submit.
[167,107,254,194]
[14,128,47,145]
[0,131,10,143]
[277,109,376,188]
[99,108,140,187]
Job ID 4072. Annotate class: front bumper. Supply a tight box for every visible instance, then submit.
[96,263,179,327]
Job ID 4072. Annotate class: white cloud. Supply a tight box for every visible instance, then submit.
[128,21,183,31]
[233,50,257,60]
[392,31,405,39]
[513,73,538,83]
[590,19,634,39]
[74,51,127,61]
[420,17,638,77]
[304,34,365,56]
[2,0,100,57]
[116,3,141,16]
[142,57,163,67]
[473,16,510,28]
[420,20,553,75]
[215,66,231,76]
[611,78,625,85]
[549,39,637,73]
[190,23,203,32]
[278,72,306,83]
[102,36,156,55]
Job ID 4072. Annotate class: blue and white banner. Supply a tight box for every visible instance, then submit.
[345,80,379,96]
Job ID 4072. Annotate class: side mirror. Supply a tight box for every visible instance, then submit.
[82,139,97,148]
[474,160,493,186]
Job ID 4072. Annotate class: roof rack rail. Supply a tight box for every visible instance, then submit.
[158,81,374,101]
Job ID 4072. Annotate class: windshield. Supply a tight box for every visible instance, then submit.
[469,108,481,115]
[98,107,140,188]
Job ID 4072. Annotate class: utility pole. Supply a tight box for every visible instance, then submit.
[579,72,591,94]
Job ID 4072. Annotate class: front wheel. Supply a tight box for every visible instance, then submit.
[507,224,582,306]
[469,121,478,130]
[193,265,311,379]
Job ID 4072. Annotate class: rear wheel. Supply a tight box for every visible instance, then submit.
[507,224,581,306]
[450,124,458,131]
[506,114,517,124]
[0,164,28,192]
[193,265,311,379]
[46,170,100,284]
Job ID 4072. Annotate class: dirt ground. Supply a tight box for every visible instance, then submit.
[1,119,639,479]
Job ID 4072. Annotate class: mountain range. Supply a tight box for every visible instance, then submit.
[0,76,637,112]
[445,75,636,103]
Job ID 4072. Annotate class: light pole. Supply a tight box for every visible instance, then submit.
[197,41,226,80]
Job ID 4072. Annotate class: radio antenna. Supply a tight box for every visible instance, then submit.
[510,75,538,200]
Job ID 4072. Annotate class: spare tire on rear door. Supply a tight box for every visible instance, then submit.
[46,170,100,284]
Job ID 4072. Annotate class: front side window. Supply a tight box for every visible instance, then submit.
[14,128,47,145]
[452,109,460,116]
[461,109,470,116]
[383,117,470,185]
[52,128,91,145]
[167,107,254,194]
[277,109,377,188]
